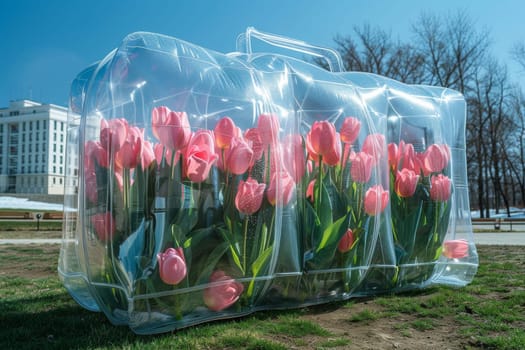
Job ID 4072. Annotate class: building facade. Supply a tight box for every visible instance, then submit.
[0,100,70,195]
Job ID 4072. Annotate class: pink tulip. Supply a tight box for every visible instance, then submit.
[340,117,361,144]
[157,247,187,285]
[266,171,296,206]
[224,137,254,175]
[338,229,355,253]
[364,185,389,216]
[442,239,469,259]
[351,152,375,183]
[388,142,399,171]
[184,130,218,183]
[362,133,386,164]
[214,116,239,149]
[141,140,155,169]
[154,143,177,167]
[281,134,306,183]
[395,168,420,198]
[244,128,264,162]
[430,174,452,202]
[115,125,143,169]
[85,170,98,204]
[306,122,342,167]
[90,212,115,242]
[151,106,191,151]
[235,178,266,215]
[257,113,280,146]
[85,140,109,169]
[421,144,449,175]
[203,270,244,312]
[306,179,315,202]
[398,141,421,174]
[100,118,128,152]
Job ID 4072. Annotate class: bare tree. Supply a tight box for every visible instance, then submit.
[511,42,525,71]
[412,10,491,93]
[330,24,426,84]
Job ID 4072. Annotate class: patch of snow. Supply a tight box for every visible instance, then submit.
[0,196,63,211]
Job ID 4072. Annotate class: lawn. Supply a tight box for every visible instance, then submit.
[0,244,524,349]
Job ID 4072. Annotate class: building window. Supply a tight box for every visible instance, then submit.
[53,133,56,141]
[53,144,56,152]
[53,155,56,163]
[60,134,63,142]
[60,155,63,164]
[22,134,25,142]
[36,120,40,129]
[53,166,56,173]
[29,144,32,152]
[41,165,45,172]
[60,166,63,174]
[22,155,25,162]
[21,166,24,173]
[43,132,46,141]
[22,123,26,132]
[43,120,46,130]
[9,111,19,116]
[42,143,46,152]
[22,144,25,152]
[60,145,63,153]
[29,133,32,141]
[42,154,46,162]
[36,133,39,141]
[29,121,32,130]
[36,144,39,152]
[61,122,64,131]
[54,120,57,129]
[35,154,38,162]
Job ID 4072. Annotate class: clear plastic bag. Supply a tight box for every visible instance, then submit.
[58,28,478,334]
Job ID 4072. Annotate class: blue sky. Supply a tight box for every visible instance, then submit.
[1,0,523,107]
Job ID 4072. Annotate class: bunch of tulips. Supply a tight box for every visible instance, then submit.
[83,105,468,313]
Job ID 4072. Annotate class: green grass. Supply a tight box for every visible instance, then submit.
[1,245,524,349]
[0,220,62,232]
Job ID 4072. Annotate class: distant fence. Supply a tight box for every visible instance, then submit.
[0,210,63,220]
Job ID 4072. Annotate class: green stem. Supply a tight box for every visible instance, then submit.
[243,215,249,277]
[316,156,323,212]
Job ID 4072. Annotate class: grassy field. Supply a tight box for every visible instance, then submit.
[0,242,524,349]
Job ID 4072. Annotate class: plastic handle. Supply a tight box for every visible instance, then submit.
[236,27,344,73]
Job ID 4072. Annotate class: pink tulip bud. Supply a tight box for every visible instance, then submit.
[266,171,295,206]
[115,125,143,169]
[422,144,449,175]
[305,122,342,167]
[100,118,128,152]
[244,128,264,163]
[362,133,385,165]
[387,142,399,171]
[151,107,191,151]
[430,174,451,202]
[351,152,374,183]
[90,212,115,242]
[442,239,469,259]
[184,130,218,183]
[257,114,280,146]
[306,179,316,202]
[203,270,244,311]
[141,140,155,169]
[157,247,187,285]
[337,229,355,253]
[364,185,389,216]
[224,137,254,175]
[340,117,361,144]
[235,178,266,215]
[395,168,420,197]
[214,116,239,149]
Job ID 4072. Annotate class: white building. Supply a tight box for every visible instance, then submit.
[0,100,69,195]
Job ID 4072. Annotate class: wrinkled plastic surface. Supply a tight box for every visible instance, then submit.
[59,28,478,334]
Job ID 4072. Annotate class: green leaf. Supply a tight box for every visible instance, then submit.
[218,227,243,274]
[247,245,273,297]
[194,241,229,285]
[318,179,334,231]
[316,213,350,253]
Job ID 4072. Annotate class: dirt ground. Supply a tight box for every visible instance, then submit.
[0,244,515,349]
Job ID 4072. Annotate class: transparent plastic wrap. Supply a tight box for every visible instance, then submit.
[58,28,478,334]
